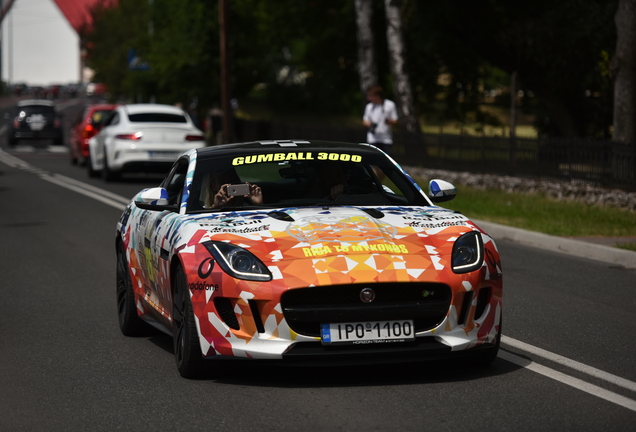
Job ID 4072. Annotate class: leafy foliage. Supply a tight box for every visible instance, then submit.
[84,0,620,138]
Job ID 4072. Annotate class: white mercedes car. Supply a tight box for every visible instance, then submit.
[87,104,206,181]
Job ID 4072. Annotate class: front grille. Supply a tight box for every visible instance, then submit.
[281,283,451,337]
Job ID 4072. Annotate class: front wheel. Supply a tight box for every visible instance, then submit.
[116,244,147,336]
[87,153,99,178]
[102,154,120,182]
[173,265,207,379]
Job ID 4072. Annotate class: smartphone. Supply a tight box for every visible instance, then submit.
[227,183,251,197]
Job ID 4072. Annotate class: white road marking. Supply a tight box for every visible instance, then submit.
[41,173,127,210]
[47,145,69,153]
[14,145,35,152]
[503,335,636,393]
[499,351,636,412]
[0,147,128,210]
[50,173,130,206]
[2,146,636,412]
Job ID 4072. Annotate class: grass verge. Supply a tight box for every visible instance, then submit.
[415,183,636,251]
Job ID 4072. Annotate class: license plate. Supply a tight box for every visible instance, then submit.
[148,151,180,159]
[321,320,415,345]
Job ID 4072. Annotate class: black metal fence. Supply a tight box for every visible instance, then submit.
[235,119,636,191]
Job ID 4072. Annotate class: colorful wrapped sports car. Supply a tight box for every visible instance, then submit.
[116,140,503,378]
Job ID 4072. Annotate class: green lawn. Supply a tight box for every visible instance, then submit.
[413,182,636,251]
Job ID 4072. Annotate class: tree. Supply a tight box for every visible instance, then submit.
[612,0,636,143]
[354,0,378,97]
[402,0,617,138]
[384,0,418,133]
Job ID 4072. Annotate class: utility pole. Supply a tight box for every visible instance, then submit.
[0,0,16,24]
[0,0,16,91]
[219,0,232,144]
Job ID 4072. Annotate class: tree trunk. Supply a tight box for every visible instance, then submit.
[384,0,419,133]
[354,0,377,97]
[612,0,636,143]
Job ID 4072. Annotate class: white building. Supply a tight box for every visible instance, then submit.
[1,0,80,86]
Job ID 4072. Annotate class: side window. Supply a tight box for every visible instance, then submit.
[164,158,189,206]
[106,112,119,126]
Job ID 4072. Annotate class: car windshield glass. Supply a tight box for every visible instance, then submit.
[128,113,187,123]
[186,147,429,213]
[17,106,55,115]
[91,110,114,125]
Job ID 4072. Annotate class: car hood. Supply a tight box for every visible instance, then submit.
[191,205,479,263]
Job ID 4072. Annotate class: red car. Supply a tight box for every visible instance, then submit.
[69,104,118,166]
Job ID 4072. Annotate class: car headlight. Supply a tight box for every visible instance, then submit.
[203,241,272,281]
[452,231,484,274]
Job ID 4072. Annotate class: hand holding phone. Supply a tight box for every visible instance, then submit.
[227,183,251,197]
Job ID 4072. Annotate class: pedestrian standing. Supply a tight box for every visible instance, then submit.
[362,86,399,154]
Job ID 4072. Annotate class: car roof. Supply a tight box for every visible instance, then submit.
[86,104,118,111]
[121,103,186,115]
[194,139,380,158]
[17,99,55,107]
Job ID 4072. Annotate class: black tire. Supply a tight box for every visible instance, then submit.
[116,244,147,336]
[173,265,207,378]
[102,154,120,182]
[87,153,99,178]
[8,138,17,147]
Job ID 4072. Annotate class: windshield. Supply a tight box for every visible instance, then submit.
[128,113,187,123]
[186,147,429,213]
[16,105,56,116]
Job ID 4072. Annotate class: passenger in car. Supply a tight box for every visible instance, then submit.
[204,168,263,209]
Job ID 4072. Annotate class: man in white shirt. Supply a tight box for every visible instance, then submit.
[362,86,399,154]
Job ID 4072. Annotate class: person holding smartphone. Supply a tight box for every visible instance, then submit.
[204,168,263,209]
[362,86,399,155]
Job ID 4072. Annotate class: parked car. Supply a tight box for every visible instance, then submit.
[69,104,118,166]
[6,99,63,146]
[87,103,206,180]
[116,139,503,378]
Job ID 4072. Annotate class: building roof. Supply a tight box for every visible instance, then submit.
[53,0,117,34]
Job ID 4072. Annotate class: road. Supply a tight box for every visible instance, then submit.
[0,99,635,431]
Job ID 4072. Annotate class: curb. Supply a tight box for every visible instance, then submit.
[474,219,636,270]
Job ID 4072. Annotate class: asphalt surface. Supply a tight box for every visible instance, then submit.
[0,96,635,431]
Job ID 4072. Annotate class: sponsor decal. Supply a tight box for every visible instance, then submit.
[188,281,218,291]
[198,257,214,279]
[302,242,409,257]
[408,220,468,229]
[205,224,270,234]
[232,152,362,166]
[199,219,264,227]
[403,213,467,221]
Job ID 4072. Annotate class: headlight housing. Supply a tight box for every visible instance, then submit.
[203,241,272,281]
[452,231,484,274]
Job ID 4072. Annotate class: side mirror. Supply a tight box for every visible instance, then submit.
[428,179,457,203]
[134,187,177,211]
